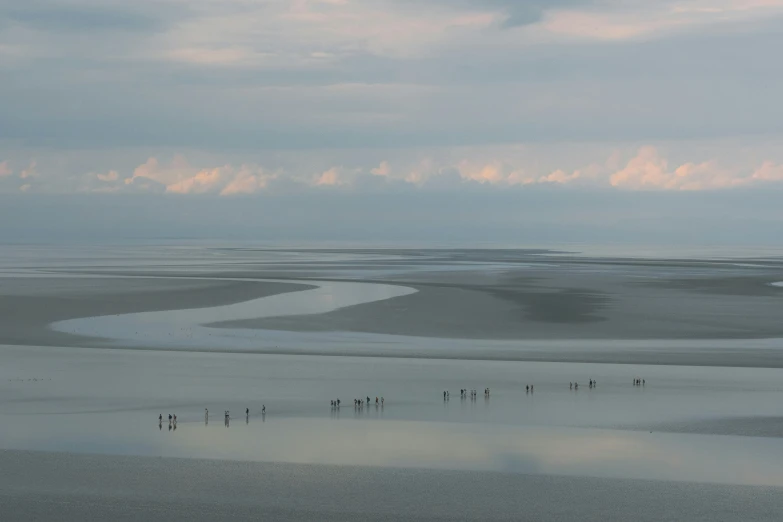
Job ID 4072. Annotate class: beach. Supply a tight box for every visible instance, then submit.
[1,244,782,520]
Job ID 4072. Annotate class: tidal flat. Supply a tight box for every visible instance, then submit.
[1,244,782,520]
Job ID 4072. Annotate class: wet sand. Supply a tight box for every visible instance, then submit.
[220,271,783,341]
[2,450,781,522]
[2,244,783,520]
[1,245,782,366]
[0,276,313,347]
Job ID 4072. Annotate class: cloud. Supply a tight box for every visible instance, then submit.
[122,156,281,195]
[610,146,783,190]
[540,0,783,41]
[166,166,227,194]
[316,167,349,187]
[220,165,278,195]
[96,170,119,182]
[6,145,783,196]
[751,161,783,182]
[371,161,391,177]
[19,160,38,179]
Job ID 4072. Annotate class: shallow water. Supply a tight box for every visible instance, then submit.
[4,244,783,498]
[1,345,782,486]
[44,271,783,364]
[51,278,416,344]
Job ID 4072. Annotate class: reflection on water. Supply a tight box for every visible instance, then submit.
[1,413,782,486]
[1,345,783,486]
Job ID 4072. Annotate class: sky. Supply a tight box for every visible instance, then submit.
[1,0,782,244]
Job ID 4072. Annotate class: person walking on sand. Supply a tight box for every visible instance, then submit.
[381,397,384,406]
[262,405,266,414]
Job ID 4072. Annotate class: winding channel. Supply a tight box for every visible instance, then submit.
[44,273,783,365]
[51,278,417,349]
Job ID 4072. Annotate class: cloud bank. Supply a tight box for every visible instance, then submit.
[4,146,783,195]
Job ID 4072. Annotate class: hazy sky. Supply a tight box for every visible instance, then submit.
[1,1,782,242]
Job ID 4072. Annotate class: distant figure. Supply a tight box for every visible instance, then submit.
[159,413,163,423]
[526,385,529,393]
[173,414,177,423]
[444,391,447,400]
[642,379,645,386]
[168,414,172,423]
[569,382,573,389]
[381,397,384,405]
[337,399,340,407]
[246,407,249,416]
[262,405,266,414]
[575,382,579,390]
[530,385,534,393]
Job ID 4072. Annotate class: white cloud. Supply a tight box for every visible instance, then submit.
[371,161,391,177]
[123,156,280,195]
[609,146,783,190]
[7,144,783,196]
[751,161,783,182]
[96,170,119,182]
[166,166,228,194]
[220,165,278,195]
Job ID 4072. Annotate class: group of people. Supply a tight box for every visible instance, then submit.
[160,376,653,429]
[460,389,480,399]
[158,413,177,430]
[352,396,384,407]
[449,388,490,400]
[161,406,267,428]
[569,379,597,390]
